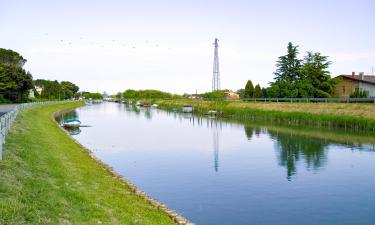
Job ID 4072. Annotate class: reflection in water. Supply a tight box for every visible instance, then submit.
[65,127,81,135]
[244,126,328,180]
[213,124,220,172]
[59,104,374,181]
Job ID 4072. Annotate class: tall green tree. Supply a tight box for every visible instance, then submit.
[0,48,33,103]
[0,64,33,102]
[253,84,263,98]
[268,42,335,98]
[243,80,254,98]
[274,42,302,82]
[0,48,26,67]
[61,81,79,99]
[301,51,334,97]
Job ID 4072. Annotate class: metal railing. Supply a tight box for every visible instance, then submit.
[0,100,75,160]
[238,97,375,103]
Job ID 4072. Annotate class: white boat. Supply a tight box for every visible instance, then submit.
[62,119,81,128]
[151,104,159,108]
[182,105,193,113]
[207,110,217,115]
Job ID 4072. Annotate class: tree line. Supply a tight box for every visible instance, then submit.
[265,42,335,98]
[122,89,181,99]
[0,48,80,103]
[238,42,337,99]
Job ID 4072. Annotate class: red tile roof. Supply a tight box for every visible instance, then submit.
[338,75,375,85]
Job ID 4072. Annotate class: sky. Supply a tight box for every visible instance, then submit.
[1,0,374,94]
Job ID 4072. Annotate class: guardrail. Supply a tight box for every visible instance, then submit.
[238,97,375,103]
[0,100,75,160]
[120,97,375,103]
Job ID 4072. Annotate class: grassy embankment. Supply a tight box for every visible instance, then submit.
[0,102,176,225]
[155,99,375,131]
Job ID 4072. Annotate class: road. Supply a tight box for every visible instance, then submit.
[0,104,18,116]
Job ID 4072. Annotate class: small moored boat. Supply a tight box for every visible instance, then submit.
[207,110,217,115]
[62,119,81,128]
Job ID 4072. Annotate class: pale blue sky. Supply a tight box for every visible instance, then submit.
[1,0,374,94]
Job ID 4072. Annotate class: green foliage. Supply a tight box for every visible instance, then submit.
[61,81,79,99]
[201,90,229,99]
[82,92,103,99]
[34,79,79,100]
[0,64,33,103]
[0,48,33,103]
[268,43,335,98]
[0,48,26,67]
[253,84,263,98]
[350,88,369,98]
[274,42,302,82]
[0,48,80,103]
[122,89,176,99]
[237,89,244,98]
[243,80,254,98]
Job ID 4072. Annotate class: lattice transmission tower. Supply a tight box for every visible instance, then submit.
[212,38,220,91]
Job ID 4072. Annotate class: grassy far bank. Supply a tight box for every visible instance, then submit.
[155,99,375,131]
[0,102,175,225]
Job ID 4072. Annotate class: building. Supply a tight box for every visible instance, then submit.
[224,91,240,100]
[188,94,202,100]
[35,85,43,95]
[334,72,375,98]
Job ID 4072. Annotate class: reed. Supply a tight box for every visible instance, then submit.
[156,99,375,132]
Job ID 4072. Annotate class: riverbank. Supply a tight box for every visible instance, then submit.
[0,102,177,225]
[155,99,375,131]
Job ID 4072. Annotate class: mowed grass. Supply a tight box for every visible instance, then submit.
[156,99,375,131]
[0,102,175,225]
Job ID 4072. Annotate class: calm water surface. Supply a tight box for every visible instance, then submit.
[61,102,375,225]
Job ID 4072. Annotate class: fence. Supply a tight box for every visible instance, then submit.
[238,97,375,103]
[0,100,74,160]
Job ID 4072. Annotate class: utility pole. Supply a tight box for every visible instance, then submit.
[212,38,220,91]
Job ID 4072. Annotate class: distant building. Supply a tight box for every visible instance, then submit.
[28,89,35,99]
[188,94,202,100]
[35,85,43,95]
[224,91,240,100]
[334,72,375,98]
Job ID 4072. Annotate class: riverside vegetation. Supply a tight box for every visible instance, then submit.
[155,99,375,131]
[0,101,175,225]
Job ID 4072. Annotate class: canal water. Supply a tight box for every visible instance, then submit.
[60,102,375,225]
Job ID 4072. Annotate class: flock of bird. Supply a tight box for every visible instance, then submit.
[41,32,170,50]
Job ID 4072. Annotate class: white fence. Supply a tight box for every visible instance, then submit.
[0,101,74,160]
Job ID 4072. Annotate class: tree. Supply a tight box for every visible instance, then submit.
[350,88,369,98]
[61,81,79,99]
[0,48,32,103]
[301,51,334,97]
[269,42,335,98]
[0,64,33,102]
[253,84,263,98]
[201,90,228,99]
[82,92,103,99]
[0,48,27,67]
[243,80,254,98]
[34,79,79,100]
[274,42,302,82]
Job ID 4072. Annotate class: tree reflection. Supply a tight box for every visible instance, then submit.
[244,126,328,180]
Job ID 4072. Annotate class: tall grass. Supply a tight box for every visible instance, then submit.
[0,102,176,225]
[156,99,375,132]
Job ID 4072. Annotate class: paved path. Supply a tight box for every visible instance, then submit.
[0,104,18,116]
